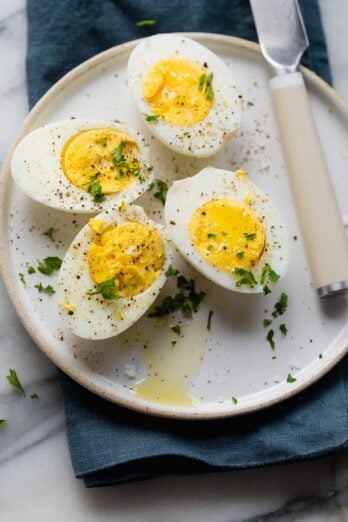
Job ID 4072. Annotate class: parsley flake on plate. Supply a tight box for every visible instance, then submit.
[43,227,56,242]
[149,274,206,319]
[279,323,288,336]
[148,179,168,205]
[37,256,62,275]
[18,273,26,285]
[287,373,297,383]
[272,292,288,318]
[266,329,275,350]
[171,324,181,336]
[35,283,56,295]
[165,265,179,277]
[207,310,213,330]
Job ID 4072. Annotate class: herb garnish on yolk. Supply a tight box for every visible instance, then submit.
[142,59,214,127]
[189,198,266,274]
[87,220,165,298]
[61,128,141,197]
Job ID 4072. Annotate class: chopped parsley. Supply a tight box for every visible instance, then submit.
[272,292,288,318]
[177,275,206,312]
[234,267,257,288]
[145,113,160,122]
[86,277,119,300]
[112,142,126,166]
[263,285,271,295]
[261,264,280,285]
[149,274,206,319]
[100,137,108,147]
[37,256,62,275]
[171,340,177,347]
[165,265,179,277]
[18,273,26,285]
[27,266,36,274]
[279,323,288,336]
[112,143,141,180]
[207,310,213,330]
[221,231,228,237]
[263,319,272,328]
[205,73,214,101]
[244,232,256,240]
[43,227,56,242]
[6,369,25,396]
[35,283,55,295]
[231,396,238,405]
[149,292,186,318]
[266,329,275,350]
[136,19,157,27]
[198,73,206,90]
[30,393,39,400]
[207,233,216,239]
[287,373,297,383]
[236,251,244,259]
[87,173,106,203]
[148,179,168,205]
[171,324,181,336]
[198,72,214,100]
[0,420,6,427]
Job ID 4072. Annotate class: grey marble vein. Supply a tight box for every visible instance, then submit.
[240,488,346,521]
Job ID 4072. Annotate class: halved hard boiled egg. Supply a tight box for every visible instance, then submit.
[11,119,154,213]
[127,34,243,157]
[164,167,288,293]
[57,204,173,339]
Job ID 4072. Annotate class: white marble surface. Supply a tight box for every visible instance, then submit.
[0,1,347,520]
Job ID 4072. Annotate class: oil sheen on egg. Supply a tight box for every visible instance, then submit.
[164,167,288,294]
[127,34,243,157]
[11,119,154,213]
[57,204,173,340]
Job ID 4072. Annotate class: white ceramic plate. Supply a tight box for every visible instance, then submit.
[0,34,347,420]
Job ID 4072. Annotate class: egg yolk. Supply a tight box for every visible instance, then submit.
[189,199,266,272]
[87,221,165,298]
[142,59,213,127]
[61,128,141,195]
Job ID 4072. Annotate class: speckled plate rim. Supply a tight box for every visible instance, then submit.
[0,33,347,420]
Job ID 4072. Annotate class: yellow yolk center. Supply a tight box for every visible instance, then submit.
[61,128,140,195]
[142,59,213,127]
[189,199,266,272]
[87,221,165,297]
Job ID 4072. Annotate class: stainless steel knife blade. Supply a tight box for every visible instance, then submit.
[250,0,309,74]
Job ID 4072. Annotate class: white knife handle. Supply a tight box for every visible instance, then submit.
[270,72,348,297]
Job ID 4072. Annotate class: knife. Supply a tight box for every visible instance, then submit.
[250,0,348,298]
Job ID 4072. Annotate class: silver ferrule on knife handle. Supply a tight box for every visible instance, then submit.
[270,72,348,298]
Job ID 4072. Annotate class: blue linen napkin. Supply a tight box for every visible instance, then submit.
[27,0,347,487]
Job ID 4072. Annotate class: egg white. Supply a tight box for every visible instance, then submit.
[127,34,243,158]
[11,119,154,213]
[57,205,173,340]
[164,167,288,293]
